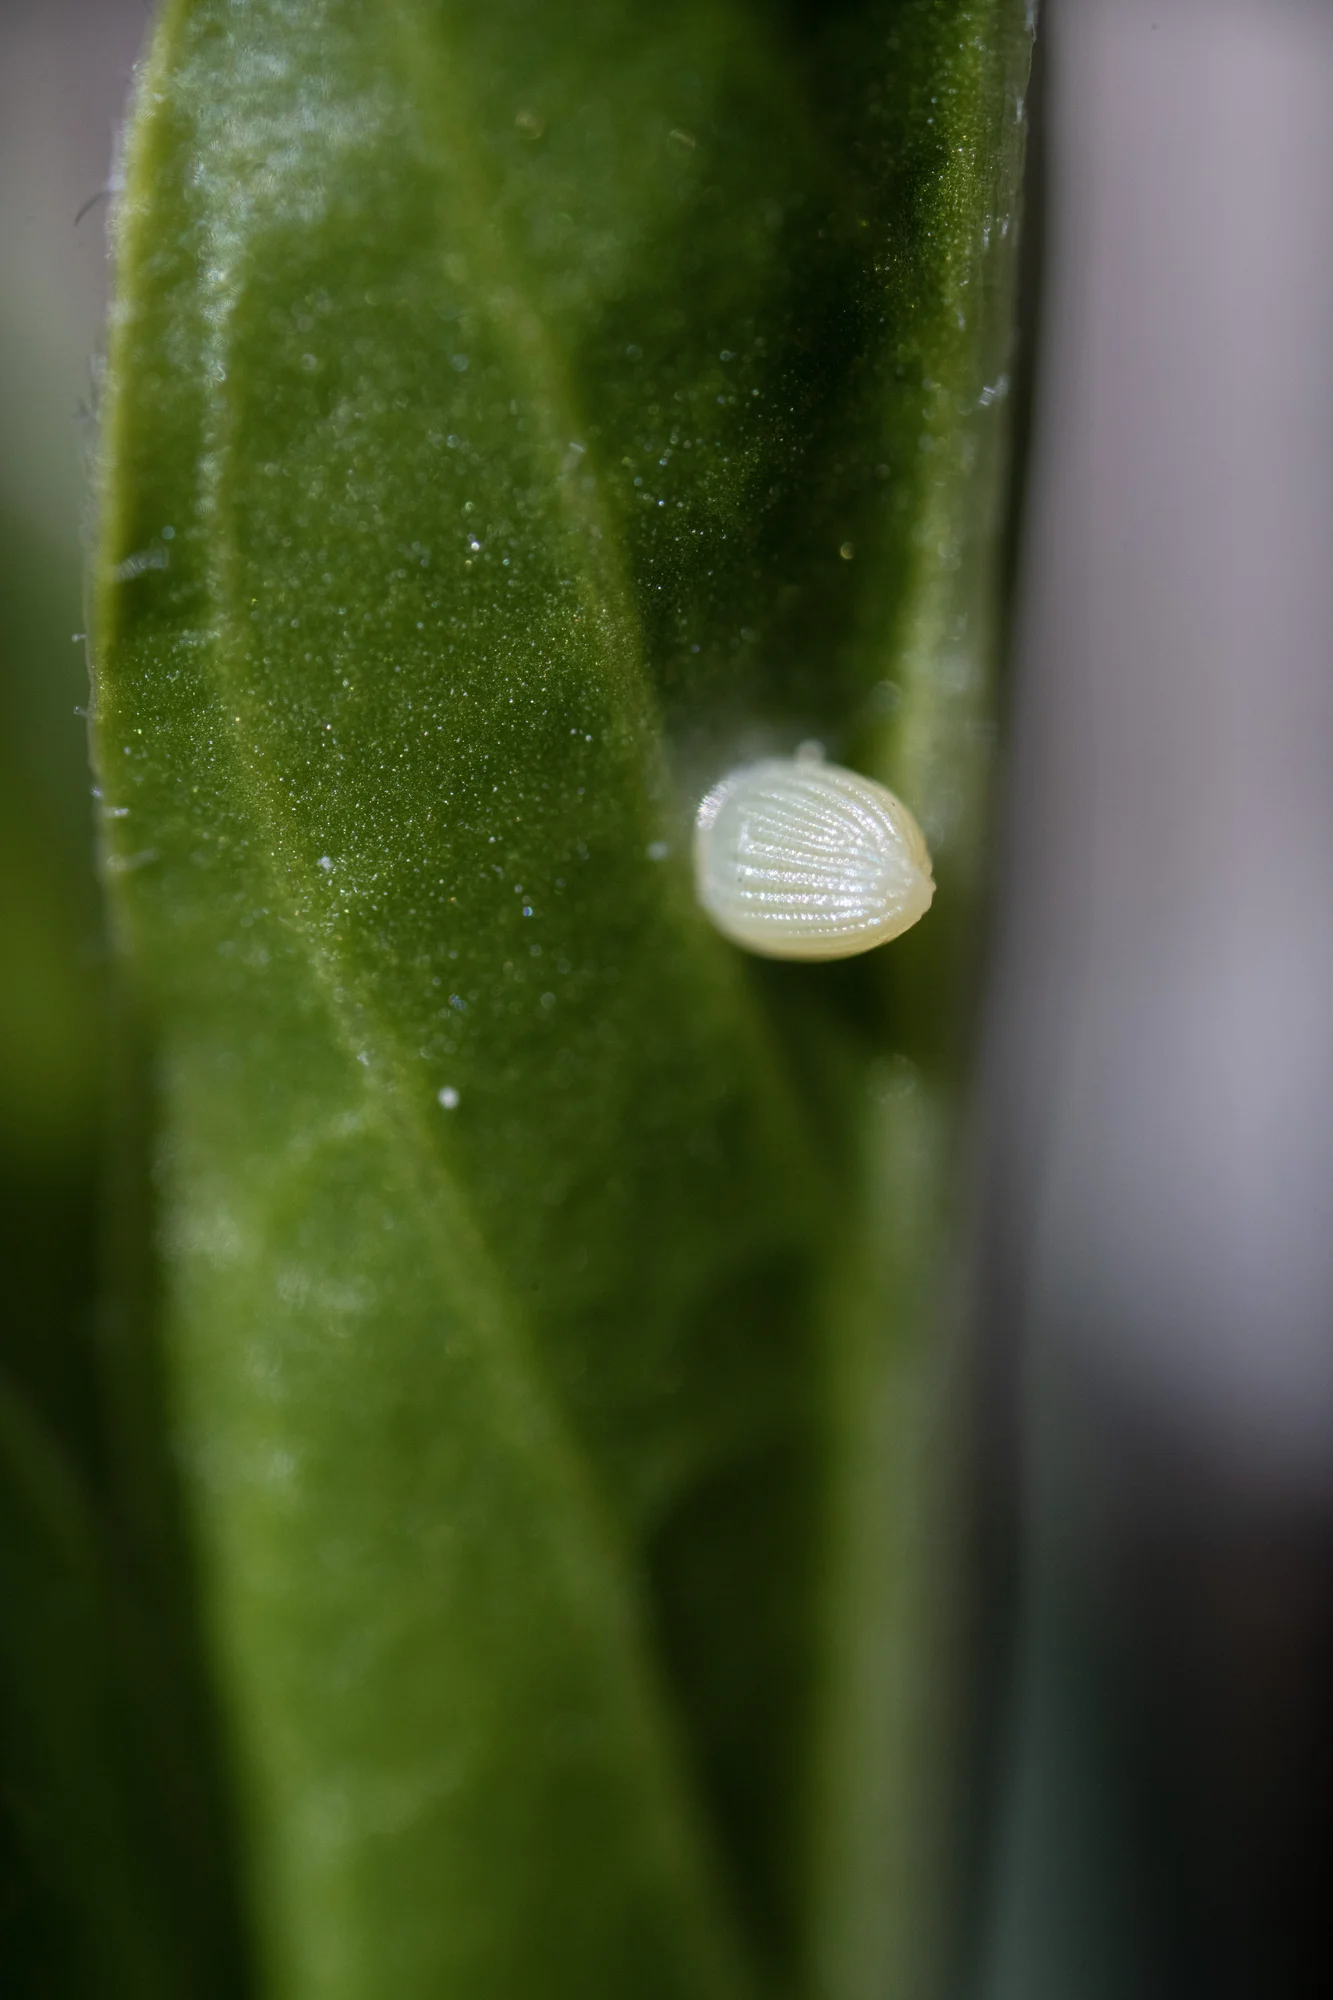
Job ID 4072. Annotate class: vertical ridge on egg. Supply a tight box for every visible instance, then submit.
[693,755,934,960]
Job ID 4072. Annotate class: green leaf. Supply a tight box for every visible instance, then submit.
[91,3,1032,1996]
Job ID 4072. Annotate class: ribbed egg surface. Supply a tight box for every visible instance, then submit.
[693,754,934,960]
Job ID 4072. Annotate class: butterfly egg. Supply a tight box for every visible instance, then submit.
[693,750,934,961]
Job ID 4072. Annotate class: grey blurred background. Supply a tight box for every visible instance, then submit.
[3,1,1333,1995]
[977,3,1333,1995]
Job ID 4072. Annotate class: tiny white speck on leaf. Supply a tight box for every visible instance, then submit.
[437,1086,460,1110]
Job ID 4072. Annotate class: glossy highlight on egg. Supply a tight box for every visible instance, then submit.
[693,750,934,960]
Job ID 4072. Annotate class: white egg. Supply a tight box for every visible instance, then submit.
[693,749,934,960]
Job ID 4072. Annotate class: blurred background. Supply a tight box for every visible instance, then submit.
[1,6,166,1984]
[3,1,1332,1995]
[0,0,148,1385]
[974,3,1333,1995]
